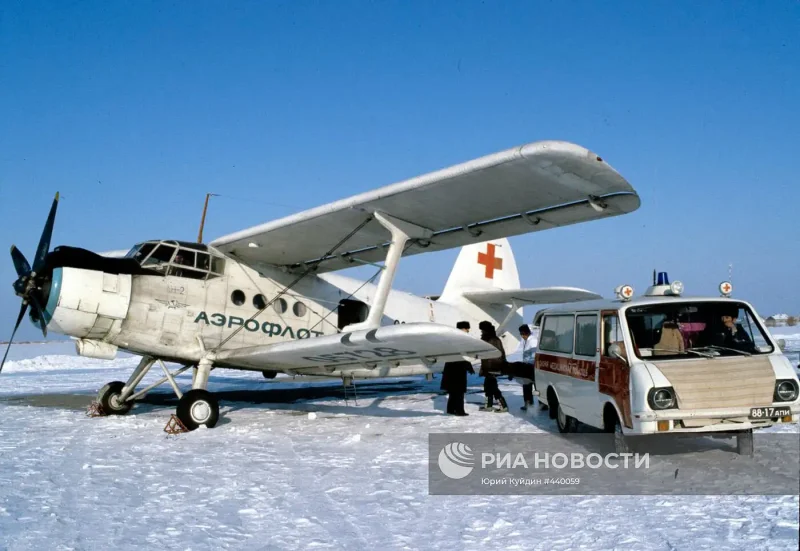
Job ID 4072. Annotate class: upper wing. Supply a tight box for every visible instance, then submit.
[210,140,639,274]
[463,286,602,306]
[214,322,499,372]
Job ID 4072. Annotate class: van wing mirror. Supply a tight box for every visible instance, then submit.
[777,339,786,352]
[608,343,628,364]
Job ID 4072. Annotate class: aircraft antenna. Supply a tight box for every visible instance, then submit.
[197,193,219,243]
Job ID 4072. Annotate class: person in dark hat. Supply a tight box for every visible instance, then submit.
[711,305,754,352]
[440,321,474,416]
[478,320,508,412]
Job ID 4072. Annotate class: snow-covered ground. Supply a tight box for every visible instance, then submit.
[0,342,798,550]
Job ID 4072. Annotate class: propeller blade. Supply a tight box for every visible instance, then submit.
[32,192,59,274]
[0,301,29,375]
[10,245,31,278]
[27,292,48,338]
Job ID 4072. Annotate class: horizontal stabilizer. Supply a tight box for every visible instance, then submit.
[215,322,500,372]
[462,286,602,306]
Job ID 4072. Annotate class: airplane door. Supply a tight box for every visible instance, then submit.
[337,299,368,330]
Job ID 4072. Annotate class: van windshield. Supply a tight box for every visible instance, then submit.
[624,301,773,359]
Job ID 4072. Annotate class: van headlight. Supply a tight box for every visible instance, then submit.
[648,387,677,410]
[774,380,799,402]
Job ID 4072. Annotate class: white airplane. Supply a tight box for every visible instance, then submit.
[4,140,640,430]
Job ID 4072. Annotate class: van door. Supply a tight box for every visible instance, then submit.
[536,314,579,413]
[598,311,633,429]
[573,312,602,428]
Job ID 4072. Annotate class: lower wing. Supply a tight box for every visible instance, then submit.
[214,323,499,373]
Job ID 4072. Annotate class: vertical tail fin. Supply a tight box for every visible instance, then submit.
[439,238,520,301]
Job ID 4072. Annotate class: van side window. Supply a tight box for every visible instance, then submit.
[539,315,574,354]
[603,314,624,357]
[575,315,598,357]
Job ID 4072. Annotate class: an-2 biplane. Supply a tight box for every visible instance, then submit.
[4,140,639,429]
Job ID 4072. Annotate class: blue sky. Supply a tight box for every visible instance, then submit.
[2,1,799,341]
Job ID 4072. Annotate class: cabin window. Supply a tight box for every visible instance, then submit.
[575,315,598,357]
[273,298,288,314]
[293,301,307,318]
[603,314,624,357]
[539,315,574,354]
[231,290,246,306]
[253,294,267,309]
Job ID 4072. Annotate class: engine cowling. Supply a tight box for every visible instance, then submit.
[43,267,132,342]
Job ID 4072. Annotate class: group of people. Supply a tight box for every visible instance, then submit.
[439,320,538,416]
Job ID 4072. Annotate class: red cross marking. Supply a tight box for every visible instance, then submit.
[622,286,633,297]
[477,243,503,279]
[722,283,731,293]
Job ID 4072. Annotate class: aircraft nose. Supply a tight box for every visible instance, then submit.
[30,267,63,331]
[40,267,131,340]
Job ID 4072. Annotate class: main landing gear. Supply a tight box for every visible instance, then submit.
[95,355,220,430]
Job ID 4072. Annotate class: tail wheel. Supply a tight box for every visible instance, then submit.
[98,381,133,415]
[556,403,578,433]
[176,389,220,430]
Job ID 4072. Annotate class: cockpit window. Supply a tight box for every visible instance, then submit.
[196,252,211,271]
[126,241,226,281]
[174,250,195,267]
[211,256,225,275]
[127,242,156,263]
[143,244,176,267]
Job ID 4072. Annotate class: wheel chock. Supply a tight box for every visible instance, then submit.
[164,414,189,435]
[86,401,107,417]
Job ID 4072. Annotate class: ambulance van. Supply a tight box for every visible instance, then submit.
[533,273,800,453]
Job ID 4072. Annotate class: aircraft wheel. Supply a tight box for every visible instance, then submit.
[176,389,219,430]
[262,371,277,379]
[556,404,578,433]
[98,381,133,415]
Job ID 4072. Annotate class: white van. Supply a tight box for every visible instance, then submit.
[533,274,800,453]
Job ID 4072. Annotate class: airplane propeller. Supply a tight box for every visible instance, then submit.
[1,193,60,374]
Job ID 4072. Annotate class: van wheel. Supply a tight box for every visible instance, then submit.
[614,420,630,453]
[736,429,754,456]
[546,388,558,420]
[556,404,578,433]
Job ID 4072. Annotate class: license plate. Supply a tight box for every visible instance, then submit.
[749,406,791,419]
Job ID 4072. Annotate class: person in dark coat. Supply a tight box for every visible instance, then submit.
[518,324,537,411]
[478,320,509,412]
[441,321,474,416]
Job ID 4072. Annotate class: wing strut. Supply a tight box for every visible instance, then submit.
[344,212,432,332]
[496,299,523,337]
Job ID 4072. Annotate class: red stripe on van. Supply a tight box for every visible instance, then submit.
[535,353,597,381]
